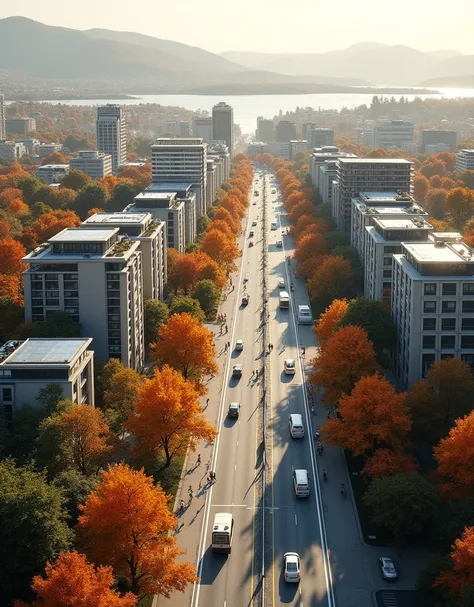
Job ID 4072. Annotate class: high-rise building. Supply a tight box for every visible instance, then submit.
[179,121,191,137]
[302,122,317,139]
[248,142,267,155]
[319,160,339,204]
[308,128,335,149]
[391,232,474,388]
[0,93,5,140]
[70,150,113,179]
[5,117,36,134]
[212,102,234,155]
[308,146,356,188]
[276,120,297,143]
[151,138,207,216]
[23,228,144,370]
[257,117,275,142]
[420,129,457,153]
[333,158,413,231]
[96,105,127,173]
[456,149,474,172]
[372,120,415,150]
[193,118,213,143]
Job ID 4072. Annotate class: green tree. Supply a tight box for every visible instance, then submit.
[169,296,205,322]
[197,215,210,235]
[192,279,220,314]
[416,554,451,607]
[60,169,91,192]
[31,201,53,218]
[53,468,98,526]
[63,134,91,153]
[107,182,142,211]
[16,175,42,204]
[5,404,44,463]
[0,459,71,603]
[324,230,350,251]
[0,296,24,342]
[34,312,81,338]
[364,473,439,544]
[331,245,361,270]
[144,299,169,348]
[36,383,63,415]
[185,242,200,253]
[73,182,109,219]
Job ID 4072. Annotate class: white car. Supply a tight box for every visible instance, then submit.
[252,220,257,226]
[278,277,285,288]
[283,552,300,583]
[235,339,244,351]
[284,359,296,375]
[379,557,398,581]
[276,240,283,248]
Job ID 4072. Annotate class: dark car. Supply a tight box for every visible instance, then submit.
[228,402,241,417]
[242,294,250,305]
[232,365,243,378]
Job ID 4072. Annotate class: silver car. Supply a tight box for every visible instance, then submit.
[379,556,398,581]
[283,552,300,583]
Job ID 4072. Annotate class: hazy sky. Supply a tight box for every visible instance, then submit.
[1,0,473,54]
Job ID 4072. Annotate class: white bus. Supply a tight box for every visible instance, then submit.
[279,291,290,309]
[211,512,234,553]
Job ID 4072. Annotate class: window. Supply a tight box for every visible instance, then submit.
[463,301,474,313]
[424,283,437,295]
[442,283,457,296]
[423,318,436,330]
[462,318,474,331]
[383,257,392,266]
[442,301,456,313]
[463,283,474,295]
[424,301,436,313]
[441,336,455,349]
[422,353,435,377]
[383,270,392,278]
[1,387,12,402]
[441,318,456,331]
[461,354,474,368]
[461,335,474,349]
[423,335,436,348]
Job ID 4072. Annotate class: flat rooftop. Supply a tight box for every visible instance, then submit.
[1,338,90,365]
[145,182,193,191]
[403,241,474,263]
[338,158,412,164]
[134,192,176,201]
[49,228,118,243]
[83,213,150,225]
[375,218,432,230]
[37,164,69,170]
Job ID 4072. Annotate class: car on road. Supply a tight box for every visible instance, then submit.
[228,402,241,418]
[278,277,285,288]
[252,220,257,226]
[232,365,243,378]
[379,557,398,581]
[249,240,254,247]
[276,240,282,248]
[242,294,250,305]
[235,339,244,351]
[284,359,296,375]
[249,230,255,237]
[283,552,301,583]
[271,189,276,194]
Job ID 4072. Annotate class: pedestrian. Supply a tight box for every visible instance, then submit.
[206,398,210,406]
[188,485,193,498]
[224,343,228,352]
[225,324,228,334]
[326,409,331,419]
[301,346,306,357]
[197,454,201,465]
[230,277,233,286]
[227,341,230,350]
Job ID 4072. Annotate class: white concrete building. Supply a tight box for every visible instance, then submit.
[16,138,40,155]
[319,160,339,204]
[23,228,144,370]
[307,128,335,149]
[248,142,267,155]
[420,129,457,153]
[0,93,4,140]
[208,142,230,185]
[372,120,415,150]
[289,140,308,159]
[38,143,62,157]
[392,232,474,389]
[36,164,70,185]
[96,105,127,173]
[70,150,113,179]
[309,147,356,188]
[364,216,432,303]
[267,141,291,158]
[456,149,474,172]
[0,338,94,418]
[0,140,27,160]
[193,117,213,143]
[81,212,167,301]
[212,102,234,155]
[334,158,414,232]
[151,138,207,217]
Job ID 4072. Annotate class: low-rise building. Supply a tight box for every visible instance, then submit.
[392,232,474,388]
[289,140,308,159]
[36,164,69,184]
[456,149,474,172]
[5,117,36,134]
[372,120,415,150]
[248,141,267,155]
[0,140,27,160]
[308,128,335,149]
[38,143,62,157]
[0,338,94,419]
[420,129,457,153]
[70,150,113,179]
[267,141,291,158]
[16,137,40,155]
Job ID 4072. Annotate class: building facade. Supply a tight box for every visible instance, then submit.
[308,128,335,149]
[309,147,356,188]
[96,105,127,173]
[5,117,36,134]
[37,143,62,157]
[392,233,474,388]
[193,117,213,143]
[420,129,457,153]
[248,142,267,155]
[212,102,234,155]
[70,150,113,179]
[372,121,415,150]
[456,149,474,172]
[256,118,275,142]
[23,228,145,370]
[319,160,339,204]
[289,140,308,159]
[36,164,70,185]
[276,120,297,143]
[0,93,4,140]
[0,140,27,160]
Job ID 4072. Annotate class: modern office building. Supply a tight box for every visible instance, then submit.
[16,137,40,155]
[420,129,457,153]
[70,150,113,179]
[0,338,94,418]
[179,122,191,137]
[193,117,213,143]
[276,120,297,143]
[96,105,127,173]
[456,149,474,172]
[212,102,234,155]
[302,122,317,139]
[151,138,207,217]
[82,212,167,301]
[392,232,474,388]
[5,117,36,134]
[36,164,70,185]
[308,128,335,149]
[319,160,339,204]
[372,120,415,150]
[364,216,432,303]
[0,93,5,140]
[309,146,356,188]
[333,158,413,231]
[256,117,275,142]
[248,142,267,155]
[267,141,291,158]
[129,191,186,252]
[289,140,308,159]
[37,143,62,157]
[208,141,230,184]
[23,228,144,370]
[351,191,428,260]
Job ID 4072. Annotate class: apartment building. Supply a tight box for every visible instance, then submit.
[420,129,457,153]
[289,140,308,159]
[70,150,113,179]
[372,120,415,150]
[248,142,267,155]
[0,93,4,140]
[38,143,62,157]
[302,122,317,139]
[0,338,94,418]
[151,138,207,217]
[0,140,27,160]
[212,102,234,155]
[23,228,144,370]
[309,147,356,188]
[392,232,474,388]
[319,160,339,204]
[36,164,70,185]
[257,118,275,142]
[333,158,413,232]
[456,149,474,172]
[276,120,297,143]
[82,212,167,301]
[193,117,213,143]
[308,128,335,149]
[96,105,127,173]
[5,117,36,134]
[351,191,427,260]
[208,141,230,185]
[364,216,432,303]
[267,141,291,158]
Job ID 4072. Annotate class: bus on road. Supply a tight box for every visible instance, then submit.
[211,512,234,553]
[279,291,290,309]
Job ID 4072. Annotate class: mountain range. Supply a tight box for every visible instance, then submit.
[0,17,472,95]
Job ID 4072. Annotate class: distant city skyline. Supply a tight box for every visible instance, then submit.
[1,1,473,55]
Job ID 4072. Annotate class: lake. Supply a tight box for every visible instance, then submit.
[8,89,474,135]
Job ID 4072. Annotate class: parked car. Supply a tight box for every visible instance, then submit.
[276,240,282,248]
[379,557,398,581]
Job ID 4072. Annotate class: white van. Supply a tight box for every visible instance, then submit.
[297,305,313,325]
[293,469,310,497]
[271,221,278,230]
[289,413,304,438]
[279,291,290,309]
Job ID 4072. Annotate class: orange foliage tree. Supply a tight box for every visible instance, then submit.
[307,256,356,304]
[314,298,349,346]
[413,173,430,204]
[288,201,315,225]
[212,207,240,234]
[200,229,239,271]
[167,252,202,295]
[310,325,379,405]
[435,526,474,600]
[31,209,81,242]
[199,258,227,291]
[30,551,137,607]
[150,312,218,383]
[0,238,26,276]
[126,365,217,467]
[78,463,197,598]
[445,187,474,229]
[362,448,417,479]
[0,274,22,303]
[294,232,327,278]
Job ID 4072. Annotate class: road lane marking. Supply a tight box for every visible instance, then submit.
[295,514,298,526]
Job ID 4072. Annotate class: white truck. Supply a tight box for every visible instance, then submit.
[297,305,312,324]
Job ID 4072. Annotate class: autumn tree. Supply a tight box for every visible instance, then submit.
[362,448,417,479]
[0,238,26,276]
[314,298,349,346]
[435,527,474,601]
[201,229,239,271]
[445,187,474,229]
[307,256,356,310]
[151,312,218,383]
[192,279,220,314]
[103,367,144,433]
[61,169,91,191]
[78,463,197,598]
[310,325,379,405]
[294,232,327,278]
[425,188,447,219]
[199,258,227,291]
[288,200,315,225]
[30,551,137,607]
[126,365,217,467]
[413,173,430,204]
[167,252,201,295]
[31,209,81,242]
